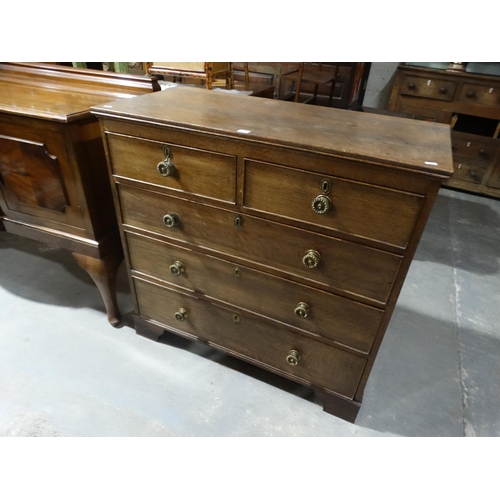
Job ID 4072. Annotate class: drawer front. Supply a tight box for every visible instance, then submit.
[126,232,383,353]
[134,277,366,399]
[106,133,237,203]
[244,160,423,248]
[400,75,457,101]
[119,184,401,304]
[451,133,497,164]
[459,84,500,108]
[452,158,488,184]
[393,103,452,123]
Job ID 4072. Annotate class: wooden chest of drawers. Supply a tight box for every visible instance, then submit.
[92,87,452,422]
[389,64,500,198]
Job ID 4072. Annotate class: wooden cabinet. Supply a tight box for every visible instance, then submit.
[389,64,500,198]
[0,62,160,326]
[92,87,452,421]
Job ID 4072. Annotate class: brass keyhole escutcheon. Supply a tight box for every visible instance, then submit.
[157,145,176,177]
[233,267,241,278]
[234,215,243,229]
[232,313,240,323]
[163,213,180,228]
[169,261,185,276]
[174,308,188,321]
[286,350,301,366]
[302,249,321,269]
[312,194,331,214]
[319,178,332,195]
[294,302,310,319]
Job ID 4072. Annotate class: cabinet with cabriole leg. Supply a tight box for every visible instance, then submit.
[0,62,159,326]
[92,87,452,421]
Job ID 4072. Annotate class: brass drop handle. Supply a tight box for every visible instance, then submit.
[174,308,188,321]
[302,249,321,269]
[157,145,176,177]
[312,194,331,214]
[163,213,180,228]
[157,158,176,177]
[286,350,301,366]
[169,261,184,276]
[294,302,310,319]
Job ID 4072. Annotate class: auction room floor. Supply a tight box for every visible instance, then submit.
[1,188,499,437]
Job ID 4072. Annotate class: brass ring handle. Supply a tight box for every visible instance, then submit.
[312,194,331,214]
[163,213,180,228]
[174,308,188,321]
[157,159,176,177]
[157,145,176,176]
[286,350,301,366]
[294,302,310,319]
[302,250,321,269]
[169,261,184,276]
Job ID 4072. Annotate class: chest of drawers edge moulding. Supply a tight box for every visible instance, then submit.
[91,86,453,423]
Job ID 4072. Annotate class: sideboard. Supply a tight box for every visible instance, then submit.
[0,62,160,326]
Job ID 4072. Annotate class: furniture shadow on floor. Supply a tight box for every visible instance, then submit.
[0,232,133,319]
[157,331,318,403]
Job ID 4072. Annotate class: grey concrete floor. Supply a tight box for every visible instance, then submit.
[1,187,499,437]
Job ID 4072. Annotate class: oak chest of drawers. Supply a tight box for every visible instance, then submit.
[92,87,452,422]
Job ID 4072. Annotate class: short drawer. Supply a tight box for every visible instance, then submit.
[106,132,237,203]
[452,158,488,184]
[134,277,367,399]
[118,184,402,304]
[459,84,500,108]
[451,132,497,164]
[126,232,384,353]
[243,159,423,249]
[400,75,457,101]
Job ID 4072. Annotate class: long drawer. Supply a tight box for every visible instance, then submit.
[106,133,237,203]
[119,183,402,304]
[134,277,366,399]
[126,232,383,353]
[243,159,423,249]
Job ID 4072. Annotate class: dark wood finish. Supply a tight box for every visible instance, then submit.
[233,63,371,109]
[125,232,383,354]
[280,63,337,105]
[92,86,452,421]
[73,250,123,327]
[106,132,237,203]
[389,64,500,198]
[0,62,159,326]
[117,183,402,305]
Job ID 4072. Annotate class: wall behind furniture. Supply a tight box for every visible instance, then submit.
[363,62,400,109]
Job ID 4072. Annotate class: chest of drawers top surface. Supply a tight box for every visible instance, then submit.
[92,86,453,176]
